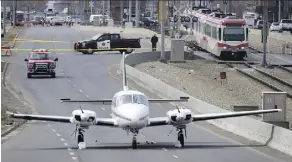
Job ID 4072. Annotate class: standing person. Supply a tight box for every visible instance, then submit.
[151,34,158,51]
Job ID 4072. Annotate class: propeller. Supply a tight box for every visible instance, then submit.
[71,125,79,138]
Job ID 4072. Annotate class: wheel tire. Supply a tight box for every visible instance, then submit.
[27,73,32,78]
[78,134,84,144]
[125,48,133,54]
[119,50,125,54]
[178,133,184,147]
[51,73,56,78]
[132,139,137,149]
[87,48,94,54]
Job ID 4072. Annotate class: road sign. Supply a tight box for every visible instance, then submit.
[89,1,94,8]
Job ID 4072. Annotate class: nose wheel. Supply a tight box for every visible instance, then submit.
[177,129,185,147]
[132,136,137,149]
[77,128,86,149]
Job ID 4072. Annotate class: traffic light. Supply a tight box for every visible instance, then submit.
[223,0,228,4]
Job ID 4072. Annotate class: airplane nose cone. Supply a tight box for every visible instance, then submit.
[176,114,184,121]
[81,114,88,121]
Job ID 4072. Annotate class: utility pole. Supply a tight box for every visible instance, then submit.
[228,0,232,14]
[160,0,166,61]
[176,0,181,38]
[120,0,123,26]
[3,0,6,34]
[262,0,268,66]
[102,1,105,15]
[278,0,281,21]
[107,0,111,17]
[13,0,16,28]
[27,4,30,27]
[135,0,139,27]
[128,0,132,22]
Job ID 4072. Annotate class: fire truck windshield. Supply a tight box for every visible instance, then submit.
[223,27,245,42]
[30,53,51,60]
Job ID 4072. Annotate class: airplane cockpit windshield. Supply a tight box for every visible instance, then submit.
[116,94,149,107]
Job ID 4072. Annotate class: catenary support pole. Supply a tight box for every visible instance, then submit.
[160,0,166,61]
[262,0,268,66]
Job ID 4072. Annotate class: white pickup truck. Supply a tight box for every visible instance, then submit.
[279,19,292,33]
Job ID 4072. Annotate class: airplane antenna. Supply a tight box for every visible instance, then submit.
[175,105,180,113]
[79,105,84,113]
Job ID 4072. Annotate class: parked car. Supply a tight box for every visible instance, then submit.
[269,22,281,31]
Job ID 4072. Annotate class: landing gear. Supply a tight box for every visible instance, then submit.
[132,136,137,149]
[77,128,86,149]
[177,129,185,147]
[130,128,139,149]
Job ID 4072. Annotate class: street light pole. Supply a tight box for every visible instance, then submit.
[262,0,268,66]
[120,0,123,26]
[160,0,166,61]
[3,0,6,34]
[278,0,281,21]
[135,0,139,27]
[13,0,16,28]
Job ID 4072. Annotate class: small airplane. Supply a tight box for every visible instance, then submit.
[9,52,281,150]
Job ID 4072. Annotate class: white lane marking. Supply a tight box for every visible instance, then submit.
[79,89,83,93]
[42,121,47,123]
[86,95,90,98]
[141,134,146,138]
[101,107,105,111]
[162,148,168,151]
[48,124,52,127]
[67,148,72,151]
[56,133,61,137]
[172,155,179,159]
[64,143,68,146]
[72,157,78,160]
[52,129,56,132]
[68,80,71,83]
[60,138,65,142]
[69,152,75,156]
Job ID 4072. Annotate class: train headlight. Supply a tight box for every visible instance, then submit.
[223,46,227,49]
[241,47,245,49]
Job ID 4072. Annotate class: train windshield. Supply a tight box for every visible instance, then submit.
[223,27,245,41]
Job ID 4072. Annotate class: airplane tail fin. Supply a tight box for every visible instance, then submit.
[122,52,128,91]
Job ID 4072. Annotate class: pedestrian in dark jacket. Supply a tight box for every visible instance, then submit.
[151,34,158,51]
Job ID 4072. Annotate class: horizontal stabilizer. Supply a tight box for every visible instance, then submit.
[148,96,189,103]
[60,98,112,105]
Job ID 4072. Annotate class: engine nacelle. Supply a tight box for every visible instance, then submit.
[70,109,97,126]
[167,108,192,125]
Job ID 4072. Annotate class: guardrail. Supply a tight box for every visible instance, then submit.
[121,51,292,156]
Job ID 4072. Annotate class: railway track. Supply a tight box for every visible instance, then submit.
[226,62,292,99]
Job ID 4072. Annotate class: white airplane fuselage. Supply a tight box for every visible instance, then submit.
[110,90,150,130]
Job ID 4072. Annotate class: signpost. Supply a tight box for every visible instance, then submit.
[89,1,94,15]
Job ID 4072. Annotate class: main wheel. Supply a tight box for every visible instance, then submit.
[132,138,137,149]
[27,73,32,78]
[178,132,184,147]
[51,73,56,78]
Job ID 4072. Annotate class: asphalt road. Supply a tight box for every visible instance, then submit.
[2,25,292,162]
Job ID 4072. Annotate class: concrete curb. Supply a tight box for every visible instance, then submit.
[1,62,27,138]
[121,52,292,156]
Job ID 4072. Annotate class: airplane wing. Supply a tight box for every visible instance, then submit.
[9,113,118,127]
[146,109,281,127]
[9,113,72,123]
[191,109,281,121]
[60,96,189,104]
